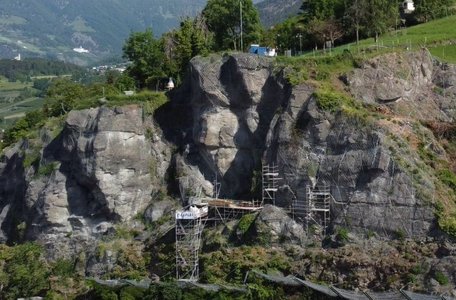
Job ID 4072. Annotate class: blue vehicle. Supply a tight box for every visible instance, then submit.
[248,44,277,57]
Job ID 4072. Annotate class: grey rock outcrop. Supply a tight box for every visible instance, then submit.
[347,49,455,121]
[167,53,290,199]
[0,105,172,258]
[169,51,454,239]
[253,204,306,244]
[0,50,455,271]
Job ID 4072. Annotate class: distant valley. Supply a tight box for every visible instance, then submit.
[0,0,207,65]
[0,0,298,65]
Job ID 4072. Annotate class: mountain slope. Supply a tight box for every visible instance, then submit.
[256,0,301,27]
[0,0,206,65]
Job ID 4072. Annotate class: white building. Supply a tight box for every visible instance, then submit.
[73,46,89,53]
[402,0,415,13]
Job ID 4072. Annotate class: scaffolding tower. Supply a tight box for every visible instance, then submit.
[306,184,331,234]
[262,163,280,205]
[175,206,207,281]
[292,184,331,235]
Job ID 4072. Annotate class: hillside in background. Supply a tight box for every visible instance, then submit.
[256,0,301,28]
[0,0,206,65]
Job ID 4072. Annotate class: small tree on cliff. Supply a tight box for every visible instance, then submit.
[123,28,166,89]
[162,16,214,83]
[203,0,261,51]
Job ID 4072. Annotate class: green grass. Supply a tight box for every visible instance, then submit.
[276,51,359,86]
[0,78,32,90]
[302,15,456,63]
[429,45,456,63]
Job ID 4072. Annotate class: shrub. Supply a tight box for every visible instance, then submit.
[0,243,50,299]
[335,227,349,242]
[236,214,256,236]
[313,89,346,112]
[434,271,449,285]
[37,162,58,177]
[411,263,424,275]
[2,109,47,148]
[23,149,41,168]
[394,229,406,241]
[437,169,456,191]
[51,259,75,278]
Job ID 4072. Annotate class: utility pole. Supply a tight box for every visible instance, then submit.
[296,33,302,55]
[240,0,243,52]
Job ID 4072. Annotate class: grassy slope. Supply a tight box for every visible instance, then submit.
[304,15,456,63]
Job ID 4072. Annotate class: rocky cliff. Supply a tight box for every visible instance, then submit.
[0,50,455,290]
[0,105,171,259]
[166,51,454,239]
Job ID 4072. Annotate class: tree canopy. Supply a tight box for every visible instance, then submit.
[123,29,167,89]
[203,0,261,50]
[413,0,455,22]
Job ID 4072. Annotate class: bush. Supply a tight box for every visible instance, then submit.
[51,259,74,278]
[437,169,456,191]
[394,229,406,241]
[37,162,58,177]
[335,227,349,242]
[2,109,47,148]
[434,271,449,285]
[236,214,256,236]
[0,243,50,299]
[147,283,182,300]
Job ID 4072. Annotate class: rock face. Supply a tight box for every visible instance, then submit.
[347,50,455,121]
[0,105,171,257]
[166,54,290,199]
[266,94,436,237]
[0,51,455,265]
[167,51,455,239]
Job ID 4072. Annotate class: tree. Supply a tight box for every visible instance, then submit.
[123,28,166,89]
[364,0,399,40]
[344,0,369,44]
[172,16,214,78]
[263,16,305,52]
[203,0,261,50]
[307,17,344,48]
[44,78,85,116]
[300,0,344,21]
[413,0,455,22]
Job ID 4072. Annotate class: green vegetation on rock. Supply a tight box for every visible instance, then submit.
[0,243,50,300]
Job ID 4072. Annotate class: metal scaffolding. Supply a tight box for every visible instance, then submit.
[298,184,331,235]
[262,163,280,205]
[291,184,331,235]
[175,207,207,281]
[175,198,263,281]
[205,198,263,224]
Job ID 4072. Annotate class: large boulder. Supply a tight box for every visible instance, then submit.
[253,205,306,245]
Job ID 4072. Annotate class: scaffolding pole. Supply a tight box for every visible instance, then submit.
[307,184,331,234]
[292,184,331,235]
[175,208,206,281]
[262,163,280,205]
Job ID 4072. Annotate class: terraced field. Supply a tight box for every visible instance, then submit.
[0,77,43,129]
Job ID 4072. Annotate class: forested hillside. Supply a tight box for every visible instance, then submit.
[0,0,206,65]
[0,58,84,82]
[256,0,301,27]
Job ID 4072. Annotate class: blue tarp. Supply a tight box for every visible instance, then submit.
[249,45,268,56]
